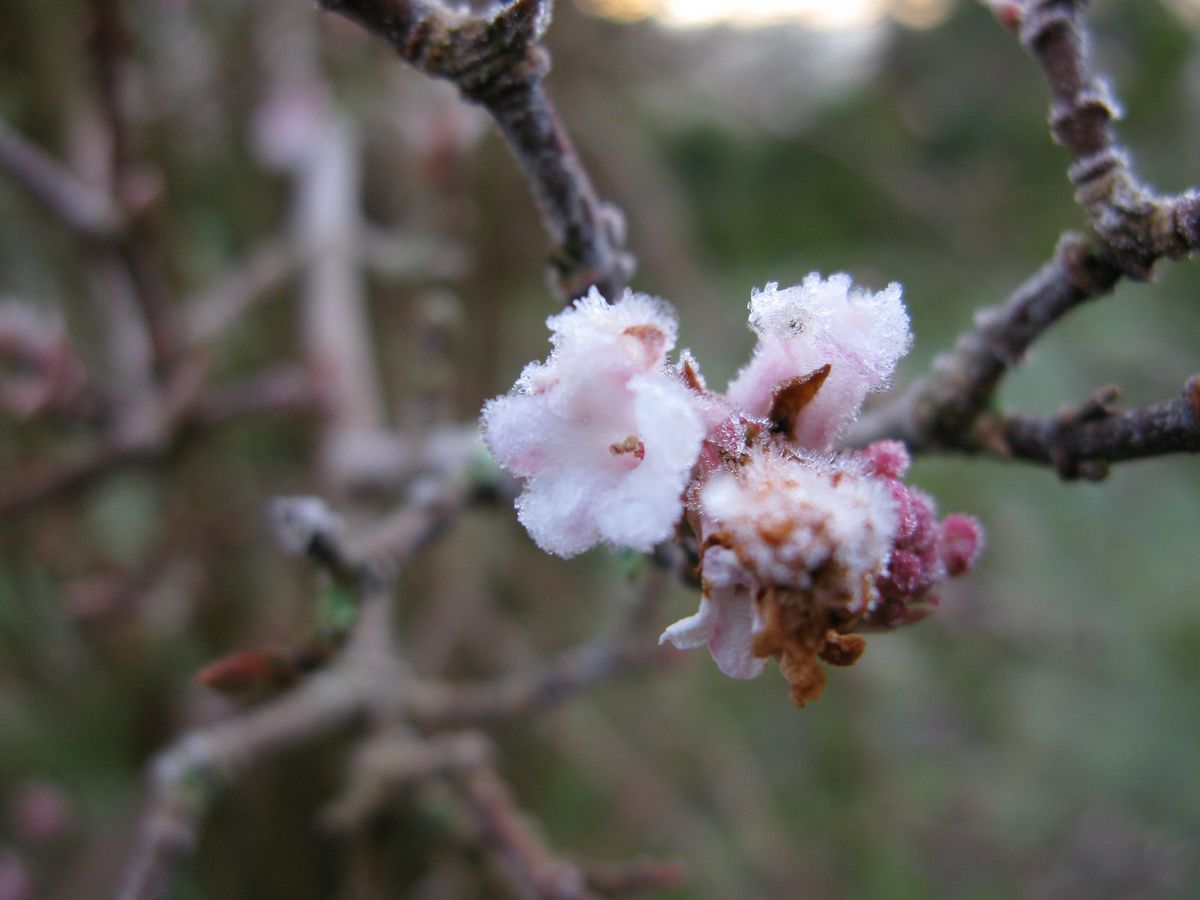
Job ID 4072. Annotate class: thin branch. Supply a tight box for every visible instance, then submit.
[318,0,631,300]
[116,635,383,900]
[0,118,124,240]
[855,2,1200,473]
[408,569,679,731]
[0,368,320,519]
[1017,0,1200,275]
[853,232,1119,450]
[450,763,599,900]
[85,0,179,370]
[975,378,1200,479]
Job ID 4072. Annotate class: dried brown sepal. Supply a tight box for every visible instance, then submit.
[752,584,871,707]
[817,629,866,667]
[768,364,831,438]
[680,355,704,393]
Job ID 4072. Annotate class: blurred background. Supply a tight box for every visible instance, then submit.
[2,0,1200,896]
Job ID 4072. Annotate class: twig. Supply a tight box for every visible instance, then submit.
[450,763,598,900]
[0,118,124,240]
[318,0,631,300]
[117,475,477,900]
[86,0,179,370]
[976,378,1200,479]
[854,2,1200,473]
[182,239,303,346]
[116,636,384,900]
[408,569,679,730]
[0,368,320,519]
[853,232,1118,450]
[1016,0,1200,275]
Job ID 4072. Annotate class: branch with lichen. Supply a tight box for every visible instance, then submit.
[853,0,1200,476]
[318,0,632,300]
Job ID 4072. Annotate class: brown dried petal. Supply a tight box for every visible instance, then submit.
[768,364,831,438]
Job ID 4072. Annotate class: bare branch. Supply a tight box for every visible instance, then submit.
[975,378,1200,479]
[0,118,124,240]
[116,647,380,900]
[408,569,679,730]
[856,2,1200,473]
[1017,0,1199,276]
[318,0,631,300]
[450,763,599,900]
[854,232,1119,450]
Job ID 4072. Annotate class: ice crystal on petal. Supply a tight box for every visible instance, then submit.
[700,449,898,608]
[482,289,704,557]
[728,275,911,451]
[661,448,900,696]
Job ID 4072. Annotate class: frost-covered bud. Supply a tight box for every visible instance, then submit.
[855,442,985,629]
[660,448,899,703]
[727,275,911,451]
[482,289,705,557]
[700,449,898,610]
[939,513,984,577]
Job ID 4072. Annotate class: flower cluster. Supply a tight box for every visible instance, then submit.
[482,276,982,707]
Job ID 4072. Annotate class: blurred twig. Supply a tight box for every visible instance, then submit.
[0,118,124,240]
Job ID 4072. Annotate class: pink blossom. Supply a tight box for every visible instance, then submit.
[728,275,911,451]
[482,289,705,557]
[482,275,984,707]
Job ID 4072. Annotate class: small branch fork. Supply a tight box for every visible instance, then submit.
[855,0,1200,478]
[318,0,632,301]
[117,491,682,900]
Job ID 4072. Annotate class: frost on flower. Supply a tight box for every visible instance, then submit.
[728,275,911,451]
[482,274,983,710]
[665,447,900,706]
[482,288,704,557]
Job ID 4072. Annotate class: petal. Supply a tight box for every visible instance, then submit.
[659,595,717,650]
[707,587,765,680]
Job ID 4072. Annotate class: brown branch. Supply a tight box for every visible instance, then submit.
[1017,0,1199,276]
[317,0,631,300]
[85,0,179,370]
[116,628,385,900]
[974,378,1200,479]
[853,232,1118,450]
[854,2,1200,472]
[408,568,679,730]
[409,641,674,731]
[116,473,478,900]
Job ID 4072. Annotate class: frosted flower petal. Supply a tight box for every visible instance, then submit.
[482,290,704,557]
[728,275,911,451]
